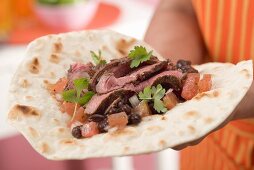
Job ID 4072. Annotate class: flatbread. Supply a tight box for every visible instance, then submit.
[7,30,253,160]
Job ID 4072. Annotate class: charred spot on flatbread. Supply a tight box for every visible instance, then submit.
[49,54,60,64]
[28,58,40,74]
[75,50,81,57]
[204,117,214,124]
[116,38,136,55]
[8,105,41,120]
[188,125,196,134]
[53,42,63,53]
[60,139,76,145]
[184,111,199,119]
[161,116,167,120]
[159,140,167,147]
[43,80,49,84]
[50,72,56,78]
[123,146,130,153]
[109,128,138,138]
[25,96,33,100]
[20,79,30,88]
[40,143,50,153]
[194,90,220,100]
[147,126,163,133]
[240,69,251,78]
[58,128,65,133]
[28,127,39,138]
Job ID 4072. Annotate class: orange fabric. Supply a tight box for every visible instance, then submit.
[181,0,254,170]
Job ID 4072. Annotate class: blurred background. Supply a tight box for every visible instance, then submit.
[0,0,179,169]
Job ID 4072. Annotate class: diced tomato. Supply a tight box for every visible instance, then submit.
[81,122,99,138]
[61,102,76,116]
[163,92,179,110]
[50,78,68,94]
[198,74,212,93]
[67,107,87,127]
[108,112,128,129]
[181,73,200,100]
[134,101,151,117]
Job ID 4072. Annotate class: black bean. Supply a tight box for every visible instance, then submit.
[128,113,141,125]
[118,101,124,107]
[176,60,198,73]
[72,126,82,139]
[88,114,105,122]
[122,105,132,114]
[98,119,108,133]
[108,107,120,114]
[176,60,191,67]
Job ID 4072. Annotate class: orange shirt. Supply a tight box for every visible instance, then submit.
[181,1,254,170]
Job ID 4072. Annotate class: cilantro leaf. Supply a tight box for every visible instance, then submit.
[77,91,95,105]
[138,84,167,113]
[73,78,89,97]
[154,99,167,113]
[62,78,94,107]
[62,89,77,103]
[128,46,153,68]
[138,86,152,100]
[153,84,166,100]
[90,50,107,66]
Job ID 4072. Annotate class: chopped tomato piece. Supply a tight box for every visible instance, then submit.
[134,101,151,117]
[198,74,212,93]
[108,112,128,129]
[163,91,179,110]
[67,107,87,127]
[181,73,200,100]
[61,102,76,116]
[74,107,87,122]
[50,78,68,94]
[81,122,99,138]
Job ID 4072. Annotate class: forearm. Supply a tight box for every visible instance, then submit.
[144,0,206,64]
[233,82,254,120]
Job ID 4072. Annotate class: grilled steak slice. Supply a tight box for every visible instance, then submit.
[95,60,169,94]
[85,89,135,115]
[66,62,94,89]
[125,70,183,92]
[90,56,160,91]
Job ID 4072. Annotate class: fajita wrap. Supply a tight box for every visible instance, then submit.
[7,30,253,160]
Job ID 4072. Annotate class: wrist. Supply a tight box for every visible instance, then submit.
[233,82,254,120]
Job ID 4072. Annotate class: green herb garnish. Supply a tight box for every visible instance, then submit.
[62,78,94,120]
[62,78,94,106]
[90,50,107,66]
[128,46,153,68]
[138,84,167,113]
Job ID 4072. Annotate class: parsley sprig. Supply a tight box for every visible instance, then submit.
[90,50,107,66]
[138,84,167,113]
[62,78,94,120]
[128,46,153,68]
[62,78,94,106]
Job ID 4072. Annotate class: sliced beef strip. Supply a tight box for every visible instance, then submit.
[95,60,169,94]
[90,56,160,91]
[66,62,95,89]
[125,70,183,92]
[85,89,135,115]
[90,57,131,91]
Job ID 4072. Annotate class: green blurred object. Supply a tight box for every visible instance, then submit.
[37,0,87,5]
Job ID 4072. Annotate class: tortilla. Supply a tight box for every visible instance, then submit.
[7,30,253,160]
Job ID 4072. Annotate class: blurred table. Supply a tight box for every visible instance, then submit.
[0,1,179,170]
